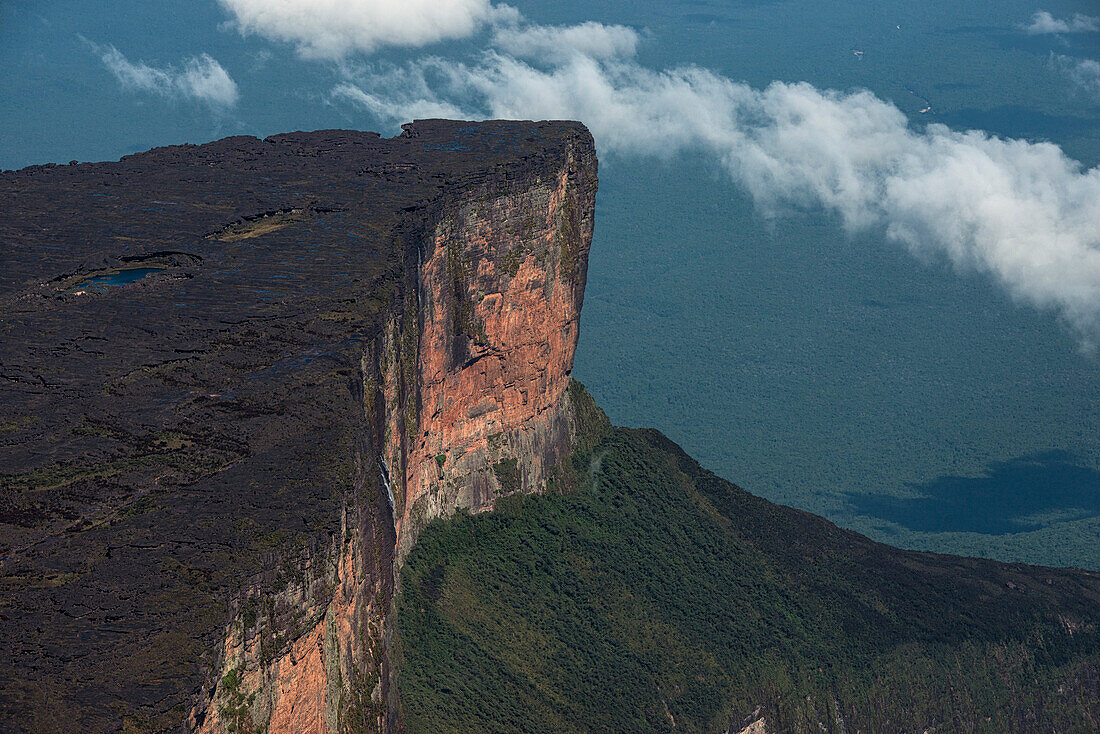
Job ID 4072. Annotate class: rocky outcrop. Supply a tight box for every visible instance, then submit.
[194,498,393,734]
[384,147,595,563]
[195,135,596,733]
[0,120,596,733]
[733,718,768,734]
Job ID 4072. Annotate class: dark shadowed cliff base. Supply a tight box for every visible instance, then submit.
[1,123,1097,734]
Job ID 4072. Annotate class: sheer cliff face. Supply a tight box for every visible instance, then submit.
[0,120,596,733]
[386,147,596,562]
[200,137,596,733]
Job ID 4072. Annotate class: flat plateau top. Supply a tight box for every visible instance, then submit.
[1,118,591,485]
[0,119,591,730]
[1,119,591,292]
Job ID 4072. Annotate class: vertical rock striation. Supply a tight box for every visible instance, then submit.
[198,128,596,733]
[0,120,596,733]
[385,145,596,563]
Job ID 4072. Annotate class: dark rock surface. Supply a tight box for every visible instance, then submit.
[0,120,593,732]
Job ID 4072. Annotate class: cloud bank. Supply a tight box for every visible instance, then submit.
[217,0,509,59]
[94,44,239,107]
[1023,10,1099,34]
[335,25,1100,343]
[218,2,1100,343]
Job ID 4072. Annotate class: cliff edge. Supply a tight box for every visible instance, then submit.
[0,120,596,733]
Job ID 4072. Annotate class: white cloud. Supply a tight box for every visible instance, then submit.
[334,25,1100,344]
[177,55,240,106]
[95,44,239,107]
[333,79,473,122]
[217,0,509,59]
[1053,54,1100,100]
[491,21,640,64]
[1023,10,1099,34]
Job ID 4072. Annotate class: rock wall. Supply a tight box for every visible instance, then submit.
[194,130,597,733]
[385,145,596,563]
[193,359,398,734]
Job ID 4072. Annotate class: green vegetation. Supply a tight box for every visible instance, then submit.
[0,415,36,433]
[501,244,528,277]
[212,208,308,242]
[0,454,164,492]
[491,457,519,493]
[397,385,1099,733]
[217,667,256,734]
[396,292,421,445]
[444,238,488,345]
[557,184,579,279]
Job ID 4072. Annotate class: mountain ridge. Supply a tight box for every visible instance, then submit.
[1,121,1096,733]
[0,120,595,732]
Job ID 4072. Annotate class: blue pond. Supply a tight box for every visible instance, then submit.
[78,267,162,289]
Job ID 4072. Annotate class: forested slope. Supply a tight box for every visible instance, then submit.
[397,384,1099,733]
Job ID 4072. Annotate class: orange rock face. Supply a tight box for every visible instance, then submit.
[195,129,596,733]
[195,514,387,734]
[384,146,597,562]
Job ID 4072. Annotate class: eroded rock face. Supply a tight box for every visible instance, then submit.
[386,149,596,562]
[195,131,596,732]
[0,120,596,733]
[195,508,388,734]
